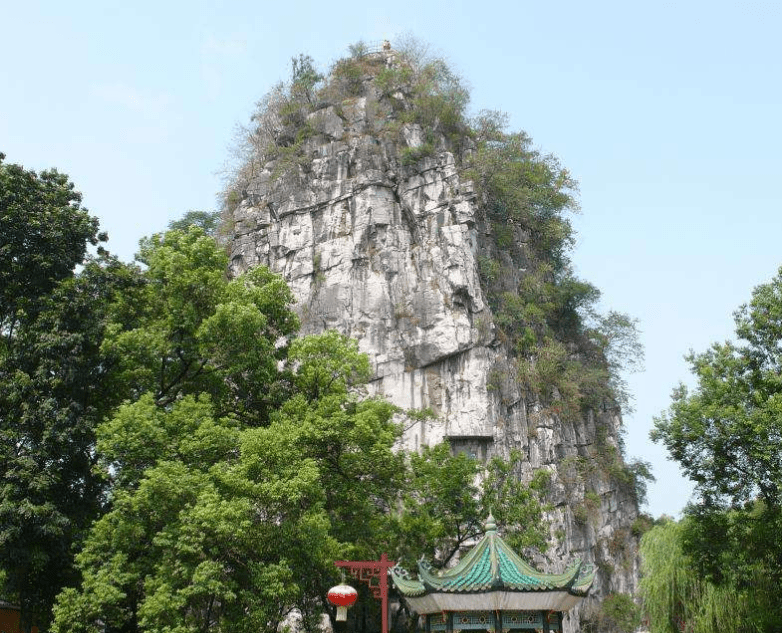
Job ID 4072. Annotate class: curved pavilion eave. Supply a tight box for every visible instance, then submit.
[399,590,586,614]
[390,515,595,632]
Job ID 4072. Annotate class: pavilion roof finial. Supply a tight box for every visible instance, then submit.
[485,512,497,534]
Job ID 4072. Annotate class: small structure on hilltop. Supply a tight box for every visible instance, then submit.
[390,515,594,633]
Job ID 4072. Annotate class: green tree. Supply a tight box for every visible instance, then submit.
[586,310,645,414]
[290,54,323,106]
[103,226,299,421]
[50,229,405,633]
[481,451,549,552]
[639,517,776,633]
[652,266,782,507]
[392,443,483,569]
[52,354,403,632]
[639,519,706,633]
[0,152,106,338]
[167,210,222,237]
[0,259,139,631]
[680,500,782,629]
[52,396,338,633]
[467,125,578,273]
[0,155,135,631]
[392,445,547,570]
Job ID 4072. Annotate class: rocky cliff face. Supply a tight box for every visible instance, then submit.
[228,49,640,628]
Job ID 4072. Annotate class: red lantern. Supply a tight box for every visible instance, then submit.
[327,583,358,621]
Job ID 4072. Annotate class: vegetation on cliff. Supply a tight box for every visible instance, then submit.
[222,39,649,511]
[224,39,643,418]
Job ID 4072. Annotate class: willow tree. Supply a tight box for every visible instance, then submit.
[640,519,761,633]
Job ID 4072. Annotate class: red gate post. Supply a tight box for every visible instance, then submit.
[334,553,396,633]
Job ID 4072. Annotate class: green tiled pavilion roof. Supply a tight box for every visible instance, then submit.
[390,514,595,598]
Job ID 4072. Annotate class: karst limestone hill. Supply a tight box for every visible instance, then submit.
[225,42,645,624]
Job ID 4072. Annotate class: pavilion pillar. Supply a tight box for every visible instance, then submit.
[542,610,550,633]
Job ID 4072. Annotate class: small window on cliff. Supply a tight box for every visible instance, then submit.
[449,437,492,463]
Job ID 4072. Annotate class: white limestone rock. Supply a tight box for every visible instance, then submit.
[228,89,641,626]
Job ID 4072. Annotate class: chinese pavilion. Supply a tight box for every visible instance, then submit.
[389,515,594,633]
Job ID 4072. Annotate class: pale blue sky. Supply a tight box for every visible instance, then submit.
[2,0,781,518]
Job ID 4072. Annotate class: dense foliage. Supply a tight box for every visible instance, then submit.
[0,154,133,631]
[392,446,549,571]
[644,268,782,632]
[167,210,222,238]
[0,152,106,333]
[466,114,643,419]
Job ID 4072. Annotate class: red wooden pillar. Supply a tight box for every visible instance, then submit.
[335,553,396,633]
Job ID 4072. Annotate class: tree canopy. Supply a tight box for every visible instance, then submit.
[639,514,782,633]
[652,266,782,508]
[0,155,131,631]
[0,153,106,335]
